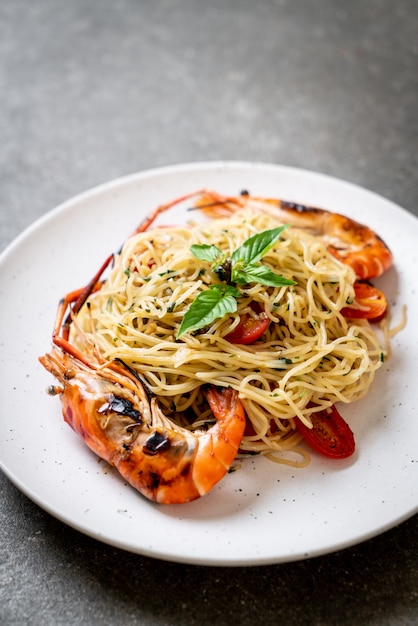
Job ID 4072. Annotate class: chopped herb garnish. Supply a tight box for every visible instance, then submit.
[274,357,293,371]
[159,269,175,277]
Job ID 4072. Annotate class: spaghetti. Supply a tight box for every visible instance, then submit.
[72,208,386,465]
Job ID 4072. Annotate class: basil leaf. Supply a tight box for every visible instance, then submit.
[231,225,290,268]
[177,284,240,338]
[233,263,296,287]
[190,244,223,263]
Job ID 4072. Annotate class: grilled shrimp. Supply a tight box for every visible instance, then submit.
[192,191,393,280]
[137,189,392,279]
[39,215,247,504]
[40,346,245,504]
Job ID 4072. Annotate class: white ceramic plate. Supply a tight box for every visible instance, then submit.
[1,162,417,566]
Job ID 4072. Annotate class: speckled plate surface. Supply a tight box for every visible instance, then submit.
[0,162,417,566]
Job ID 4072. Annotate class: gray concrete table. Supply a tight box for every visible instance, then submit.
[1,1,417,624]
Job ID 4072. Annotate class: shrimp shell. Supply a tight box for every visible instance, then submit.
[195,192,393,280]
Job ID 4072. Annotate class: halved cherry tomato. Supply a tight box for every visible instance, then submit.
[294,404,355,459]
[341,281,387,322]
[224,305,270,344]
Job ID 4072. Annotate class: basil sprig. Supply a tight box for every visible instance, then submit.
[177,225,296,338]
